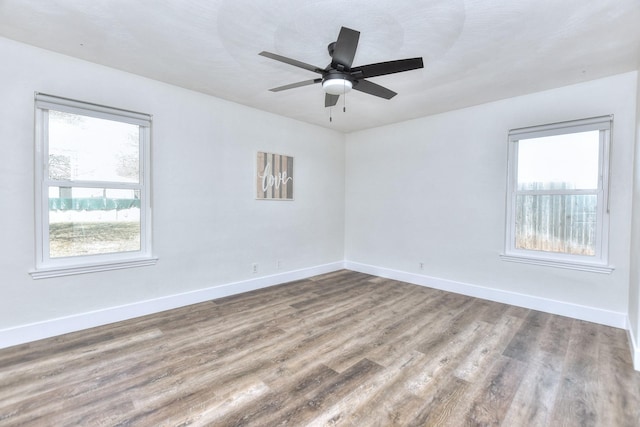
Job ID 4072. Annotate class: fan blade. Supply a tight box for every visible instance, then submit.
[269,79,322,92]
[259,51,324,74]
[353,79,397,99]
[331,27,360,69]
[325,93,340,107]
[351,58,424,79]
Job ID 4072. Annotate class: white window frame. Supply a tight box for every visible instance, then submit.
[31,93,156,279]
[501,115,613,274]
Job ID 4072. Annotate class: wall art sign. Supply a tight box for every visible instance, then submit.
[256,152,294,200]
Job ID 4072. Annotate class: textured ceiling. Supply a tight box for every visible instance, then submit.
[1,0,639,133]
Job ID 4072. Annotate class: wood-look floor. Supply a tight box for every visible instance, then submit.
[1,270,639,426]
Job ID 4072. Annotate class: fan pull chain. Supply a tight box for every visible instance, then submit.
[329,106,333,122]
[343,81,347,113]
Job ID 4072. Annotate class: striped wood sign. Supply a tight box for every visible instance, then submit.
[256,152,294,200]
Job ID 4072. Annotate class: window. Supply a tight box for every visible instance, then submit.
[502,116,613,273]
[31,94,156,278]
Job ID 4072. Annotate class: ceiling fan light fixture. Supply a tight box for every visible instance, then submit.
[322,78,353,95]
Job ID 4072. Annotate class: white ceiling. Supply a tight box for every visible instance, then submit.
[1,0,639,133]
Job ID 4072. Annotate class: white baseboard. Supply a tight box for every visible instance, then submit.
[0,262,345,350]
[627,318,640,370]
[1,259,632,366]
[345,261,628,329]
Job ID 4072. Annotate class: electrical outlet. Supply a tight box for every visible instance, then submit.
[419,262,424,270]
[252,263,258,274]
[276,260,282,270]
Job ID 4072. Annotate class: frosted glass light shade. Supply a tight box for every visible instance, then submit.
[322,78,353,95]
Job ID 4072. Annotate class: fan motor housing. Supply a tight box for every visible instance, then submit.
[322,70,356,84]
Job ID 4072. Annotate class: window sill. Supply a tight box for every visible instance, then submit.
[500,254,614,274]
[30,257,158,279]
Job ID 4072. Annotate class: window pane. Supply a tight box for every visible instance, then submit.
[517,131,599,191]
[48,186,141,258]
[515,194,596,256]
[48,110,140,183]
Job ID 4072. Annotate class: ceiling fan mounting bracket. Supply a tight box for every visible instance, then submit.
[327,41,336,58]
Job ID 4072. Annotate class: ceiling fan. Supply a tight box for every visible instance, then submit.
[259,26,424,109]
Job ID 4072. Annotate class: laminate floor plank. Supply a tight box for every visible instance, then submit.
[264,285,418,378]
[462,355,528,426]
[453,313,523,383]
[304,350,431,427]
[1,270,639,426]
[405,376,471,427]
[319,287,435,372]
[262,358,385,427]
[275,284,389,331]
[351,319,493,426]
[548,320,601,427]
[536,313,574,363]
[502,310,552,362]
[414,297,483,357]
[210,364,339,427]
[0,328,164,397]
[363,290,454,368]
[595,324,640,427]
[498,314,571,426]
[500,351,564,426]
[406,320,494,400]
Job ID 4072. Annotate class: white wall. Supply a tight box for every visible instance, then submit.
[2,34,639,355]
[629,70,640,367]
[0,37,345,341]
[345,72,638,326]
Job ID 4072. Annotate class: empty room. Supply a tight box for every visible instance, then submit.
[1,0,640,425]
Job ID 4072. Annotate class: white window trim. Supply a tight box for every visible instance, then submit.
[31,93,157,279]
[501,115,614,274]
